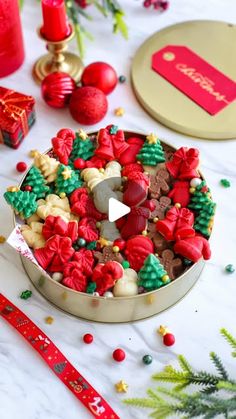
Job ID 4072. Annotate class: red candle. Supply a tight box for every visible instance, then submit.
[41,0,71,42]
[0,0,25,78]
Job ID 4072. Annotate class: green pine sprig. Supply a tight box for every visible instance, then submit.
[124,329,236,418]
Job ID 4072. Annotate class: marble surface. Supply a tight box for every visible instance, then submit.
[1,1,236,418]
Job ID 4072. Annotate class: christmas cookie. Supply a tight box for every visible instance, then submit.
[4,126,215,297]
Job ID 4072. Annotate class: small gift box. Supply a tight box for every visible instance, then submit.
[0,86,36,149]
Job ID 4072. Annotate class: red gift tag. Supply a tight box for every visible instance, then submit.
[152,45,236,115]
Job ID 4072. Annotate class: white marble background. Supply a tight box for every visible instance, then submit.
[1,0,236,418]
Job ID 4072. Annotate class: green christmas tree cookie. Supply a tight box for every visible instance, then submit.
[138,254,170,291]
[23,166,49,199]
[188,180,212,211]
[194,200,216,238]
[55,164,82,196]
[70,130,95,163]
[137,134,165,166]
[4,190,37,219]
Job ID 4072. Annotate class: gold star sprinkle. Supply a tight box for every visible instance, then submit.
[97,237,109,248]
[78,128,88,140]
[29,149,39,158]
[115,380,128,393]
[0,235,6,244]
[61,168,72,180]
[45,316,54,325]
[158,325,170,336]
[7,186,20,192]
[146,133,158,144]
[114,107,125,117]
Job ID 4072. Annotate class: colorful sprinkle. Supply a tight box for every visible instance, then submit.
[45,316,54,324]
[16,162,27,173]
[83,333,94,344]
[142,354,153,365]
[113,348,126,362]
[220,179,231,188]
[225,264,235,273]
[20,290,32,300]
[114,107,125,117]
[118,75,126,83]
[0,235,6,244]
[115,380,128,393]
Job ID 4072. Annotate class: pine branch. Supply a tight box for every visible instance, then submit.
[210,352,229,380]
[221,328,236,357]
[217,381,236,392]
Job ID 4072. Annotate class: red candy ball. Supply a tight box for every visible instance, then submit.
[16,162,27,172]
[74,158,86,169]
[113,238,126,251]
[83,333,94,344]
[41,72,77,108]
[163,333,175,347]
[69,86,108,125]
[82,62,117,95]
[112,348,126,362]
[24,185,32,192]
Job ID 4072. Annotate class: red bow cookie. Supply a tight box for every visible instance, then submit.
[62,261,87,292]
[70,188,104,220]
[42,215,78,242]
[156,206,195,241]
[51,128,75,165]
[73,249,94,276]
[34,235,74,272]
[166,147,200,180]
[78,217,99,242]
[95,125,129,161]
[92,261,123,295]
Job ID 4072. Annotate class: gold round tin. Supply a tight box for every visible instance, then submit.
[17,133,208,323]
[131,20,236,140]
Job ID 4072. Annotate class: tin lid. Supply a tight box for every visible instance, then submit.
[131,20,236,140]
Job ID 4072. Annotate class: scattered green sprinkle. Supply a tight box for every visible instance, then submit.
[20,290,32,300]
[220,179,231,188]
[110,125,118,135]
[225,264,235,273]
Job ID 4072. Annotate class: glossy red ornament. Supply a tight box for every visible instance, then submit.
[83,333,94,344]
[41,72,76,108]
[163,333,175,346]
[69,87,108,125]
[112,348,126,362]
[82,62,118,95]
[16,162,27,172]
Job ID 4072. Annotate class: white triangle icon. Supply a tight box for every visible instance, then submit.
[108,198,130,222]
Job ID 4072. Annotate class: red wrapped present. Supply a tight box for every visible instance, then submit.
[0,87,35,149]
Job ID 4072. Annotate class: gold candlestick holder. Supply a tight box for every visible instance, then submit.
[33,25,83,84]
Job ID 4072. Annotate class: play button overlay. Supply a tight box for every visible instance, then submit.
[108,198,130,222]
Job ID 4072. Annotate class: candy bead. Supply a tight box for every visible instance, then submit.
[153,217,159,223]
[189,187,196,194]
[225,264,235,273]
[74,158,86,169]
[175,203,181,209]
[190,178,202,188]
[24,185,32,192]
[113,348,126,362]
[78,238,86,247]
[52,272,63,281]
[122,260,130,269]
[119,75,126,83]
[162,274,170,283]
[163,333,175,346]
[103,291,114,298]
[142,354,153,365]
[112,246,120,253]
[83,333,93,344]
[16,162,27,173]
[113,238,126,251]
[59,192,66,198]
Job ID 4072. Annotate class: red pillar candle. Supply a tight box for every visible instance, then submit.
[41,0,71,42]
[0,0,25,78]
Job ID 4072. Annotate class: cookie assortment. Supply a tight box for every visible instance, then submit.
[4,126,216,297]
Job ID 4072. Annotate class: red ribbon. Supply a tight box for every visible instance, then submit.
[0,293,119,419]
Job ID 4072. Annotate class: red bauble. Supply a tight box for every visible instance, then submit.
[24,185,32,192]
[112,348,126,362]
[16,162,27,172]
[41,72,77,108]
[69,86,108,125]
[81,62,118,95]
[74,158,86,169]
[83,333,94,344]
[163,333,175,346]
